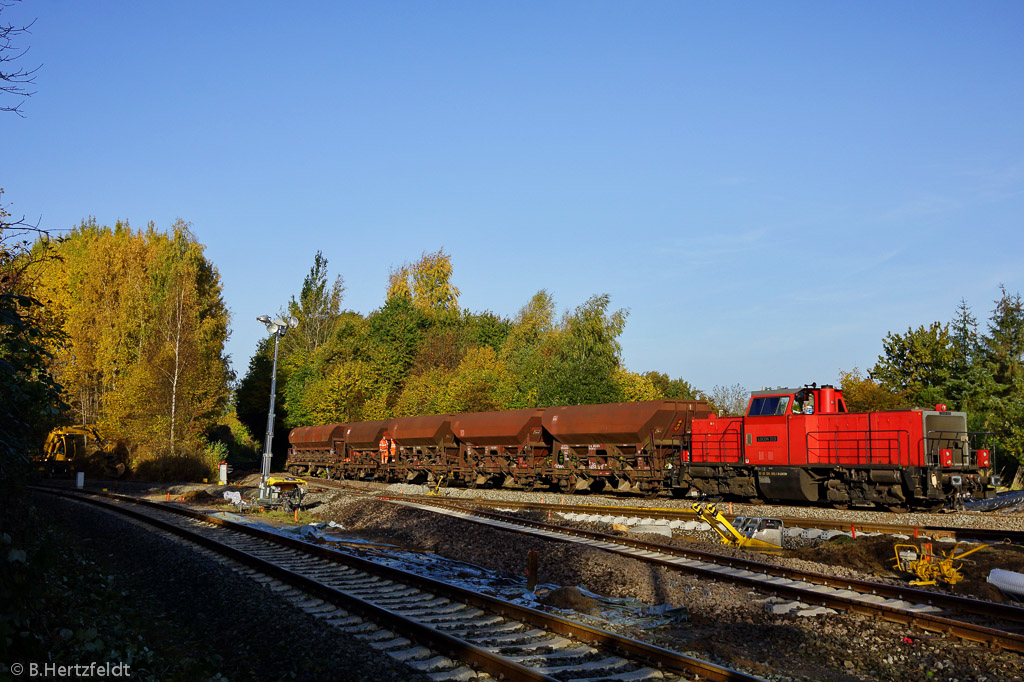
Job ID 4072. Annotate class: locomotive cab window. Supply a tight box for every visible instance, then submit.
[748,396,790,416]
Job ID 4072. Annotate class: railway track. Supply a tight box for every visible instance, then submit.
[378,494,1024,653]
[33,487,764,682]
[304,479,1024,545]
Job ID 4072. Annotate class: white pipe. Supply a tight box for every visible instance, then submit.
[988,569,1024,599]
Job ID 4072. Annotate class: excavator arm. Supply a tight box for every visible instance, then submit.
[691,502,783,552]
[40,425,126,477]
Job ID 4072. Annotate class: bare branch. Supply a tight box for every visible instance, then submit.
[0,1,41,116]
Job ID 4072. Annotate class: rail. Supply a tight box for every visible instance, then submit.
[385,495,1024,652]
[32,486,764,682]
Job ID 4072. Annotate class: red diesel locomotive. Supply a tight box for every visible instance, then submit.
[286,383,998,508]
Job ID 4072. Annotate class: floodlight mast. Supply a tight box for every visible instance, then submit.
[257,314,293,500]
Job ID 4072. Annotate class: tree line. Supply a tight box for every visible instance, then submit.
[840,288,1024,471]
[4,221,1021,481]
[235,249,702,462]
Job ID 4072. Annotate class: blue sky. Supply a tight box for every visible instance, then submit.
[4,2,1023,394]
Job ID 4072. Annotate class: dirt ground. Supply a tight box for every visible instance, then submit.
[790,534,1024,601]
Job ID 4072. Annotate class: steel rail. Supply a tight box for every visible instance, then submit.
[305,479,1024,544]
[386,495,1024,653]
[438,496,1024,544]
[33,487,765,682]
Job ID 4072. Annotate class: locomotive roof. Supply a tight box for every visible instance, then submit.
[749,387,800,396]
[749,385,839,397]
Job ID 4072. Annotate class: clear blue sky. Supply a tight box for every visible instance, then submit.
[4,1,1023,394]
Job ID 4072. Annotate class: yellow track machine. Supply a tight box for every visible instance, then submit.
[892,541,988,586]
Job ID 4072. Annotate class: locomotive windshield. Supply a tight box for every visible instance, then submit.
[747,396,791,416]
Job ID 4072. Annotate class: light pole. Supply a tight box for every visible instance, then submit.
[256,314,298,501]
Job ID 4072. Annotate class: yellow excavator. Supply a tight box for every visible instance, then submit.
[39,425,127,478]
[692,502,784,552]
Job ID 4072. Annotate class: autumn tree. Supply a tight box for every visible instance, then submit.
[283,250,344,362]
[30,220,231,470]
[870,322,953,408]
[643,371,699,400]
[495,290,557,409]
[837,367,906,412]
[615,369,660,402]
[246,248,707,431]
[388,249,461,315]
[440,346,507,413]
[536,294,627,406]
[138,224,230,455]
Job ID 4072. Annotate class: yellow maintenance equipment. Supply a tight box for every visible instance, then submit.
[40,425,127,478]
[426,474,448,496]
[892,541,988,586]
[265,476,307,511]
[691,502,784,552]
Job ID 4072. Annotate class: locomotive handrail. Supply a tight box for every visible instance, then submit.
[687,427,743,464]
[805,429,910,467]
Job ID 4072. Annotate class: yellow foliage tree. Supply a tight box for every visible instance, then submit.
[300,360,375,424]
[31,220,230,464]
[441,346,508,413]
[614,368,660,402]
[838,367,907,412]
[394,369,448,417]
[387,249,460,314]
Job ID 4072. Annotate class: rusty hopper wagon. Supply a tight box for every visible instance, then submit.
[451,408,548,489]
[285,384,999,508]
[542,400,709,493]
[287,399,709,495]
[287,423,346,475]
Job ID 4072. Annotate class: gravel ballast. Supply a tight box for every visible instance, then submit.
[33,494,426,682]
[318,494,1024,682]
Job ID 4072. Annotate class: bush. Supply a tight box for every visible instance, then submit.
[131,448,216,483]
